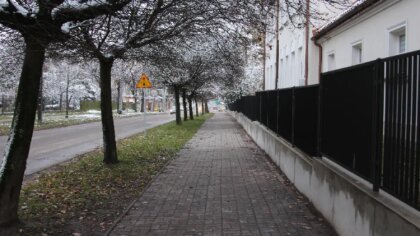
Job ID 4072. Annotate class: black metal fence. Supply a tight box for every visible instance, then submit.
[229,49,420,211]
[228,95,259,121]
[294,85,319,156]
[320,61,380,181]
[277,88,294,143]
[382,51,420,209]
[233,85,319,156]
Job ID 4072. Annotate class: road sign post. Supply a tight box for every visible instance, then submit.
[136,73,152,136]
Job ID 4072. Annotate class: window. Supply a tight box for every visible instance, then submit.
[328,53,336,71]
[298,47,303,81]
[352,43,362,65]
[291,51,295,82]
[399,33,406,54]
[280,59,284,80]
[389,25,406,56]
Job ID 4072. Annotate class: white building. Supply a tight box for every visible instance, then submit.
[313,0,420,73]
[264,0,342,90]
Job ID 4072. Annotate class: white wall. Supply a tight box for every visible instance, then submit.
[265,24,277,90]
[278,25,305,88]
[319,0,420,72]
[264,0,341,90]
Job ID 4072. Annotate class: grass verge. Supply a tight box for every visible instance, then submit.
[12,114,212,236]
[0,112,153,136]
[0,119,102,136]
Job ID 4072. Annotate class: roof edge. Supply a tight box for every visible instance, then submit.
[312,0,381,40]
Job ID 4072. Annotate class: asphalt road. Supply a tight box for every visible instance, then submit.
[0,113,174,175]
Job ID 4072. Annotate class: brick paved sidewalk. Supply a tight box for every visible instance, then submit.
[107,113,336,236]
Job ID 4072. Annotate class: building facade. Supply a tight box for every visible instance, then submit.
[264,0,342,90]
[314,0,420,73]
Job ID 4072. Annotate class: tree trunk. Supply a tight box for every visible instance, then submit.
[37,77,43,123]
[65,76,70,118]
[195,97,199,117]
[1,95,5,114]
[0,37,46,226]
[201,98,205,115]
[174,86,182,125]
[140,89,146,112]
[205,100,209,113]
[182,89,187,121]
[99,58,118,164]
[59,92,63,111]
[188,96,194,120]
[140,89,145,112]
[131,79,137,112]
[117,79,122,114]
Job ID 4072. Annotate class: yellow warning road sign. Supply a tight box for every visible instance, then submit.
[136,73,152,88]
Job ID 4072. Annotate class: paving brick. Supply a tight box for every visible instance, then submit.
[108,113,336,236]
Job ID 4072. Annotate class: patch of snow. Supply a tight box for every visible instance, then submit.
[86,109,101,114]
[52,0,109,19]
[61,22,72,33]
[0,0,30,16]
[0,0,8,8]
[316,0,365,33]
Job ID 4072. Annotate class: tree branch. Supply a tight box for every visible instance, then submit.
[54,0,130,24]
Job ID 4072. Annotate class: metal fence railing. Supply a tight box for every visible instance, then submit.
[277,88,294,143]
[294,85,318,156]
[320,60,380,182]
[228,49,420,211]
[382,51,420,209]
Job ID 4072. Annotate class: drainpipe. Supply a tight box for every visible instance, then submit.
[314,39,323,83]
[274,0,280,89]
[263,30,266,90]
[304,0,310,86]
[314,38,323,158]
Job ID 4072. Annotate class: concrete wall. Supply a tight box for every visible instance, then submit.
[319,0,420,72]
[230,111,420,236]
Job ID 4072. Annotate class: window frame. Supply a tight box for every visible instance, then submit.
[351,40,363,65]
[388,21,407,56]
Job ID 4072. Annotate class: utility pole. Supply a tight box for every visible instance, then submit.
[274,0,280,89]
[262,29,266,90]
[304,0,310,86]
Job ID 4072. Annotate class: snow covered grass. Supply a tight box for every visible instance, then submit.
[0,110,163,136]
[16,114,212,236]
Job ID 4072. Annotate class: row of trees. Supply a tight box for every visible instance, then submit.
[0,0,269,226]
[0,0,353,227]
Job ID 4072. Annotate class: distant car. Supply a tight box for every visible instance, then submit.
[169,107,183,114]
[45,104,60,110]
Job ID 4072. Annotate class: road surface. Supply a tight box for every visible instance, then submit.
[0,113,174,175]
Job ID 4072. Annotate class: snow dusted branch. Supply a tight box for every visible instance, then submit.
[0,0,130,39]
[53,0,131,24]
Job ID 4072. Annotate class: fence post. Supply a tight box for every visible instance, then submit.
[317,76,323,158]
[372,58,384,192]
[291,87,296,146]
[259,93,262,123]
[276,90,279,134]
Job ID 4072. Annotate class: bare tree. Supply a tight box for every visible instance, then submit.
[0,0,130,226]
[61,0,268,161]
